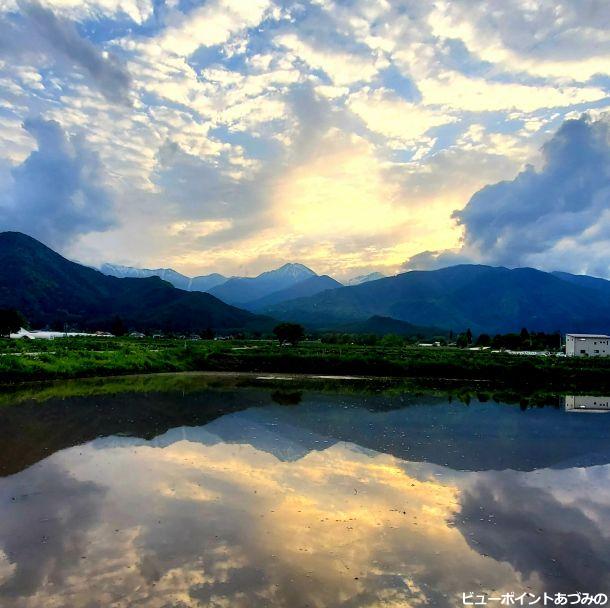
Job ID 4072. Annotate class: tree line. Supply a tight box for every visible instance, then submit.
[456,327,562,350]
[0,308,564,352]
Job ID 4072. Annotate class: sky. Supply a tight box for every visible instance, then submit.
[0,0,609,280]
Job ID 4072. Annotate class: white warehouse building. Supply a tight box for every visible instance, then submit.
[565,334,610,357]
[564,395,610,412]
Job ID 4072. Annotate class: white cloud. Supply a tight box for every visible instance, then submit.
[347,87,455,147]
[0,0,153,24]
[159,0,272,57]
[428,0,610,83]
[275,32,387,86]
[1,0,610,277]
[418,71,607,112]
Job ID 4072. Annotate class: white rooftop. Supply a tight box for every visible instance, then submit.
[9,328,110,340]
[566,333,610,338]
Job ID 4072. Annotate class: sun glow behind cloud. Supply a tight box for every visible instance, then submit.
[276,135,406,236]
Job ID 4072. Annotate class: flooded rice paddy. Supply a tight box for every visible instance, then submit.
[1,374,610,607]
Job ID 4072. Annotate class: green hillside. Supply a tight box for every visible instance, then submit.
[0,232,271,333]
[266,265,610,335]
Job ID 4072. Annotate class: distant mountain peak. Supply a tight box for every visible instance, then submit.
[208,263,317,305]
[99,263,227,292]
[264,263,316,278]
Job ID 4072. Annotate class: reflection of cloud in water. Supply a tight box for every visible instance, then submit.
[0,550,16,587]
[0,462,105,598]
[1,437,610,607]
[455,466,610,593]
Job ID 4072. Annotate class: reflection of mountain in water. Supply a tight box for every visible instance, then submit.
[96,412,336,462]
[92,395,610,473]
[4,430,610,605]
[4,385,610,476]
[4,384,610,604]
[264,399,610,471]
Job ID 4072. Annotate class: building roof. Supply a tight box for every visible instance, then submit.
[566,333,610,338]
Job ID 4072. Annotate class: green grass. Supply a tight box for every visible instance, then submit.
[2,337,610,391]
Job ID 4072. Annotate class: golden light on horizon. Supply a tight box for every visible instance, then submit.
[161,152,466,278]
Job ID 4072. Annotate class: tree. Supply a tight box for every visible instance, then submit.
[520,327,531,347]
[0,309,26,338]
[456,333,468,348]
[110,315,127,337]
[466,328,473,345]
[273,323,305,345]
[476,333,491,347]
[381,333,404,347]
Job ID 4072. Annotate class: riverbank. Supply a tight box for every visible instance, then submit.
[2,336,610,391]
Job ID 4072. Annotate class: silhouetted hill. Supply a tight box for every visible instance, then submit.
[0,232,271,333]
[245,275,342,311]
[551,271,610,296]
[336,315,447,338]
[265,264,610,334]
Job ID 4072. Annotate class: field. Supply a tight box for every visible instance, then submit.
[2,335,610,392]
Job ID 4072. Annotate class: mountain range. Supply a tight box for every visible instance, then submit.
[206,263,318,306]
[101,261,349,309]
[243,274,342,311]
[0,232,270,333]
[4,231,610,336]
[100,264,227,292]
[5,384,610,476]
[264,264,610,335]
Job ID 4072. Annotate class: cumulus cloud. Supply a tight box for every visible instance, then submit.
[417,70,606,112]
[158,0,272,57]
[0,117,117,248]
[151,84,351,250]
[0,461,105,598]
[405,114,610,276]
[1,0,610,276]
[347,86,455,147]
[429,0,610,82]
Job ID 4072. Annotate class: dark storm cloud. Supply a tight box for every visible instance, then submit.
[0,1,131,104]
[404,115,610,273]
[0,117,116,247]
[455,115,610,264]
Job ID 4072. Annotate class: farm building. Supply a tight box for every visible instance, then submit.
[565,334,610,357]
[564,395,610,412]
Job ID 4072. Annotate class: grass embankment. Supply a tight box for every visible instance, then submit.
[1,336,610,391]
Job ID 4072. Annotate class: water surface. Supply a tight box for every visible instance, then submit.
[1,375,610,607]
